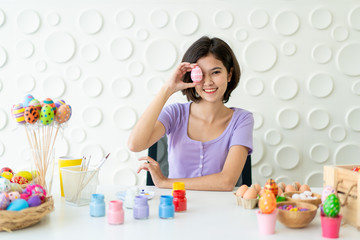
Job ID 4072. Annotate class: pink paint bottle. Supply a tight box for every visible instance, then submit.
[107,200,124,225]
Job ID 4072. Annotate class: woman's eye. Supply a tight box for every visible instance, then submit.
[212,71,220,75]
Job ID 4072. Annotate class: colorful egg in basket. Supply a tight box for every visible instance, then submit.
[277,201,318,228]
[0,196,54,232]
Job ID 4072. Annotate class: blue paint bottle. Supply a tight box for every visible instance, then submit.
[159,195,174,219]
[90,194,105,217]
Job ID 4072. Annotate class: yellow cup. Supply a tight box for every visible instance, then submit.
[58,156,82,197]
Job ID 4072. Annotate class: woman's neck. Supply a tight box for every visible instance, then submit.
[190,101,230,123]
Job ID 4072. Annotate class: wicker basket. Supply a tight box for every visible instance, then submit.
[0,196,54,232]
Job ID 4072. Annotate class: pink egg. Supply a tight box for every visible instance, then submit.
[322,185,336,203]
[191,66,203,82]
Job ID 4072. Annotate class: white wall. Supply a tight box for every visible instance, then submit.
[0,0,359,190]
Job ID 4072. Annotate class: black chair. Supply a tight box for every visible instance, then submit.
[146,136,252,187]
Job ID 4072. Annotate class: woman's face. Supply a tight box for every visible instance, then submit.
[195,54,232,103]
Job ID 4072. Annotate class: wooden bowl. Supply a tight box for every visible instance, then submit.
[277,201,318,228]
[283,191,321,207]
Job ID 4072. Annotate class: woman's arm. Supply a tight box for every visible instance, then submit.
[128,62,198,152]
[138,145,249,191]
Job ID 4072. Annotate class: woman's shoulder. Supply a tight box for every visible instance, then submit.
[230,107,254,124]
[164,102,190,113]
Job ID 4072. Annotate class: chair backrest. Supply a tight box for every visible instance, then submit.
[146,136,252,187]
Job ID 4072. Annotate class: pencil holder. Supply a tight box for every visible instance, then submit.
[60,165,99,206]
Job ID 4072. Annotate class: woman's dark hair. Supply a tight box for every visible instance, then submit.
[181,36,241,103]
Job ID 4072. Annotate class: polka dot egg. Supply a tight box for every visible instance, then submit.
[259,191,276,214]
[40,105,54,125]
[323,193,340,217]
[55,104,71,124]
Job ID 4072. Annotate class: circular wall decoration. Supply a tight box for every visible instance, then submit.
[309,8,332,30]
[115,10,135,29]
[243,40,277,72]
[309,143,329,163]
[336,43,360,77]
[79,9,103,34]
[275,145,300,170]
[328,125,346,142]
[273,11,300,36]
[277,108,300,129]
[44,32,76,63]
[145,39,177,72]
[346,107,360,131]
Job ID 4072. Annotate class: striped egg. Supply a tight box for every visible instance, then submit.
[191,66,203,82]
[29,99,41,112]
[55,99,66,109]
[40,105,54,125]
[42,98,56,114]
[55,104,71,123]
[23,94,34,107]
[11,104,25,124]
[24,106,39,124]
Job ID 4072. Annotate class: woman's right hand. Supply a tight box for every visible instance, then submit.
[137,156,168,188]
[165,62,199,94]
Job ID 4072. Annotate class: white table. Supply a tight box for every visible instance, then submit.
[2,187,359,239]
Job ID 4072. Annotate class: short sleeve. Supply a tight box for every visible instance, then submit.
[158,103,183,135]
[229,111,254,154]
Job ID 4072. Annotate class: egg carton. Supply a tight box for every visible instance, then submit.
[233,193,258,209]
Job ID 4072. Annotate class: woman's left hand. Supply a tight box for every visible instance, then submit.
[137,156,168,187]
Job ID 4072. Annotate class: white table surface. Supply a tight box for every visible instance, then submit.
[2,186,359,239]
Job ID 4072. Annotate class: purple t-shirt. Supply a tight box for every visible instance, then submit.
[158,102,253,178]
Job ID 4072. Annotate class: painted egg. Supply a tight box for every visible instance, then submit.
[23,94,34,107]
[323,193,340,217]
[24,106,40,124]
[55,99,66,108]
[40,105,54,125]
[0,192,10,210]
[6,198,29,211]
[8,191,20,202]
[0,178,11,192]
[1,171,13,180]
[322,185,336,203]
[0,167,14,174]
[27,195,41,207]
[29,99,42,112]
[11,103,25,124]
[42,98,56,114]
[26,184,47,201]
[264,178,278,197]
[68,105,72,119]
[55,104,71,123]
[11,175,28,184]
[259,191,276,214]
[16,171,33,181]
[191,66,203,82]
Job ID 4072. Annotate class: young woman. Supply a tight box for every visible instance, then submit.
[128,36,253,191]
